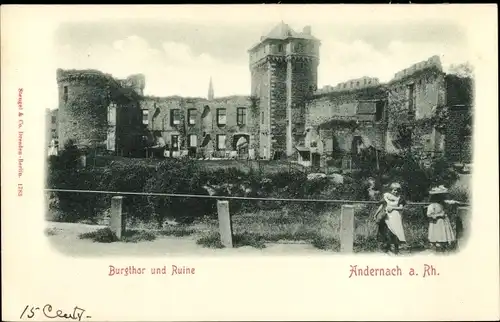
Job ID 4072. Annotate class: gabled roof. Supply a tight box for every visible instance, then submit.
[264,21,318,40]
[248,21,318,52]
[265,21,295,39]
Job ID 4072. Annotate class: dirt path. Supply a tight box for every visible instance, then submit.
[45,222,333,257]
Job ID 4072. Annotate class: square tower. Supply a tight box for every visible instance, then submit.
[248,22,320,159]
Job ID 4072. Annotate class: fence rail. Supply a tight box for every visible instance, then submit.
[45,188,470,253]
[44,188,469,206]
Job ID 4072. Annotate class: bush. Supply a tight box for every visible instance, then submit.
[196,231,266,249]
[122,230,157,243]
[425,157,459,189]
[448,186,470,203]
[48,166,111,223]
[79,228,118,243]
[79,227,157,243]
[47,146,463,230]
[353,235,379,253]
[376,154,460,202]
[311,235,340,251]
[196,232,224,248]
[160,226,197,237]
[101,162,152,224]
[144,158,217,226]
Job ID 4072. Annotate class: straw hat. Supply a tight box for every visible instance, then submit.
[390,182,402,190]
[429,185,449,195]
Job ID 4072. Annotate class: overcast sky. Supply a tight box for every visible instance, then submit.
[52,10,473,103]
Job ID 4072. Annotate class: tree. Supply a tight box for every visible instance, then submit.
[448,62,474,78]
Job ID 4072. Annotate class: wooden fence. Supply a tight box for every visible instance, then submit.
[46,189,471,253]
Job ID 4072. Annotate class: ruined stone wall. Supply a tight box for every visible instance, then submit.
[305,86,387,153]
[385,67,447,154]
[290,58,317,153]
[269,60,287,156]
[251,62,271,158]
[57,69,144,155]
[387,67,446,124]
[141,95,255,153]
[57,70,113,149]
[45,109,58,143]
[443,74,474,163]
[115,99,144,156]
[306,92,359,128]
[45,108,59,156]
[445,105,472,163]
[120,74,146,96]
[319,122,386,155]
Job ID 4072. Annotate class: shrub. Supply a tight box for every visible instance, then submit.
[196,232,224,248]
[101,162,152,224]
[48,166,111,223]
[425,157,459,189]
[79,228,118,243]
[196,231,266,249]
[145,159,216,226]
[44,227,59,236]
[122,230,157,243]
[353,235,379,253]
[160,226,197,237]
[79,227,156,243]
[233,233,267,249]
[448,186,470,203]
[311,235,340,251]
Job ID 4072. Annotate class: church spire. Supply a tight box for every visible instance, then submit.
[208,77,214,100]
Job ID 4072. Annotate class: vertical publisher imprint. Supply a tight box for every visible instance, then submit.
[17,88,24,197]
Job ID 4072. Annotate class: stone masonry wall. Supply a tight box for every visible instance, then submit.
[269,60,287,157]
[445,105,471,163]
[141,95,255,154]
[319,123,386,155]
[290,59,316,148]
[385,67,447,154]
[387,67,446,125]
[305,86,387,150]
[116,100,144,156]
[251,62,271,158]
[57,69,144,155]
[443,74,473,163]
[57,72,112,149]
[306,94,358,128]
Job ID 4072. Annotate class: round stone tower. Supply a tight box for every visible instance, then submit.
[56,69,116,149]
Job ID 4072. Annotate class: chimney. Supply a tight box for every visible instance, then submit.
[303,26,311,35]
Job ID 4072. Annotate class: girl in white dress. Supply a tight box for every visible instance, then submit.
[374,182,407,254]
[427,185,458,252]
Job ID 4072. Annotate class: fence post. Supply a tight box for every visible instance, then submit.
[456,206,470,247]
[110,196,125,240]
[217,200,233,248]
[340,204,355,253]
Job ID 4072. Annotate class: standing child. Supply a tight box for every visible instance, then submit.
[427,185,458,252]
[374,182,407,254]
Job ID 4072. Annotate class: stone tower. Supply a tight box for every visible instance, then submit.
[248,22,320,159]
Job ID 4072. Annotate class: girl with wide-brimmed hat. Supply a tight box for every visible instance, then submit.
[373,182,407,255]
[427,185,459,252]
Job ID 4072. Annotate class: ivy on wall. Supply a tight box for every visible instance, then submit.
[250,95,260,115]
[59,69,145,155]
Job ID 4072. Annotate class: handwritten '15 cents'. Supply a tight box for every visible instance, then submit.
[20,304,91,321]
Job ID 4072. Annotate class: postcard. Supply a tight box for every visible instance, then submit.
[1,4,499,321]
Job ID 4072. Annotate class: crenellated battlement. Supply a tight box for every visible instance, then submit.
[391,55,443,81]
[57,69,146,97]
